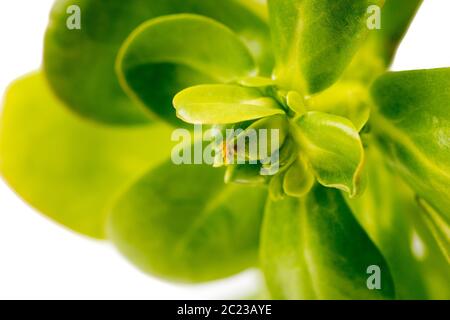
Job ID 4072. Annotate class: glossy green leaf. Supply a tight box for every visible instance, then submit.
[347,144,450,299]
[44,0,273,125]
[268,0,383,94]
[118,14,258,126]
[108,156,268,282]
[173,84,284,124]
[0,73,173,238]
[293,112,365,197]
[371,68,450,221]
[261,185,395,299]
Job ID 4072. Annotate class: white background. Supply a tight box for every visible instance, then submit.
[0,0,449,300]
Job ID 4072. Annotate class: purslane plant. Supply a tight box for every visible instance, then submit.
[0,0,449,299]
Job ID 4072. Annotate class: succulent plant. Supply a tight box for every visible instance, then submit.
[0,0,448,299]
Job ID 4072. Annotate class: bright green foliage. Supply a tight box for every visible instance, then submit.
[294,112,365,197]
[173,84,284,124]
[371,68,450,222]
[44,0,272,124]
[282,158,315,197]
[0,73,173,238]
[261,185,395,299]
[348,144,450,299]
[306,83,371,131]
[1,0,448,300]
[117,14,258,126]
[268,0,383,93]
[371,0,423,66]
[108,156,267,282]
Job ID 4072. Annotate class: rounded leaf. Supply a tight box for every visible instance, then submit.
[261,185,395,299]
[108,155,268,282]
[294,112,365,197]
[0,73,173,238]
[44,0,273,125]
[118,14,258,126]
[173,84,284,124]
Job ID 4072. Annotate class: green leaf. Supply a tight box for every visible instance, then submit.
[306,82,371,131]
[44,0,273,125]
[173,84,284,124]
[347,144,450,299]
[235,115,289,161]
[373,0,423,66]
[293,112,365,197]
[417,198,450,264]
[268,171,286,201]
[342,0,423,83]
[119,14,256,82]
[371,68,450,221]
[261,185,395,299]
[286,91,307,115]
[108,157,267,282]
[238,76,276,88]
[225,164,268,185]
[268,0,383,94]
[282,158,315,197]
[263,137,298,178]
[235,0,269,21]
[0,73,173,238]
[118,14,258,126]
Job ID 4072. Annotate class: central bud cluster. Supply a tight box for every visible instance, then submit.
[173,75,368,199]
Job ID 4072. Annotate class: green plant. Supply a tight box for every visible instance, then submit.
[0,0,448,299]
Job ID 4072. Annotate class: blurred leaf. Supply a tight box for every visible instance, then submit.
[108,155,267,282]
[294,112,365,197]
[371,68,450,221]
[225,164,268,185]
[261,185,395,299]
[417,198,450,264]
[44,0,273,125]
[235,0,269,21]
[118,14,258,126]
[173,84,284,124]
[286,91,307,115]
[268,0,383,94]
[0,73,173,238]
[268,171,286,201]
[238,76,276,88]
[347,144,450,299]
